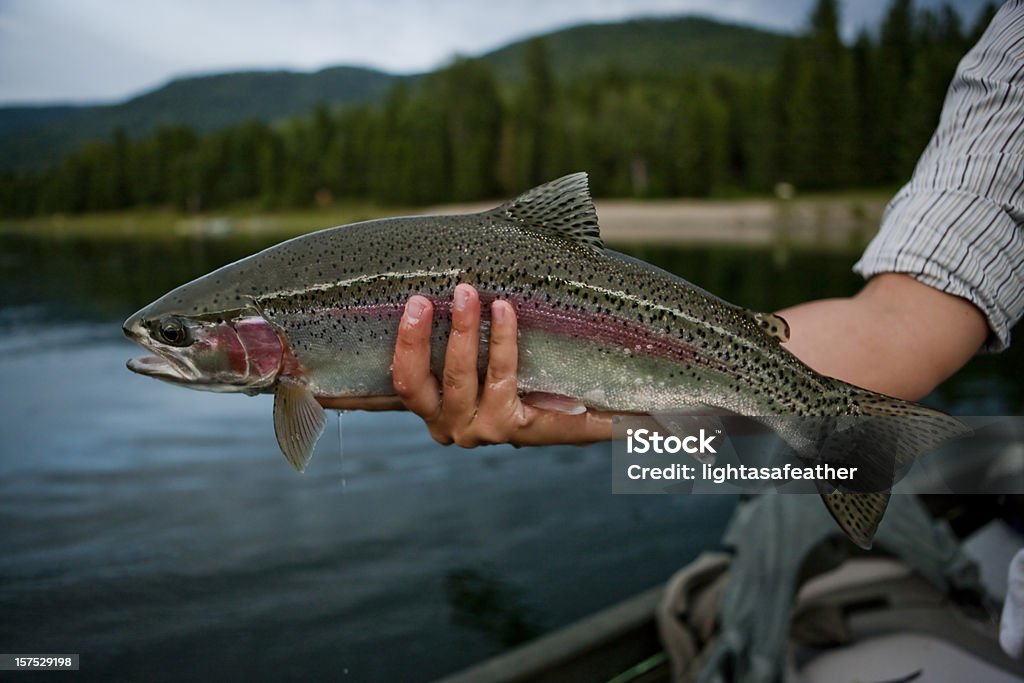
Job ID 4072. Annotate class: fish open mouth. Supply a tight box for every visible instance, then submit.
[126,354,190,382]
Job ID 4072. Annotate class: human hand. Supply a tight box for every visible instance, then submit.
[319,284,615,446]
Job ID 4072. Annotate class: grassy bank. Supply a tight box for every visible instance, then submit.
[0,202,403,239]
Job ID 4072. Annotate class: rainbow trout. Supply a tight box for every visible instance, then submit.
[124,173,963,548]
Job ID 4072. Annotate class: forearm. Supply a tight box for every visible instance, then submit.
[777,273,989,401]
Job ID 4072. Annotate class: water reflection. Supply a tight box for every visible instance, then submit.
[444,568,541,647]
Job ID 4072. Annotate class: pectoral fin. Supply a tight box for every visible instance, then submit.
[273,378,326,473]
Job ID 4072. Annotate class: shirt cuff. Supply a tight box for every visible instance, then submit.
[853,188,1024,353]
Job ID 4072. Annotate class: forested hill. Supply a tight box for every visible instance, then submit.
[0,16,784,172]
[0,67,399,171]
[0,0,998,216]
[485,16,783,82]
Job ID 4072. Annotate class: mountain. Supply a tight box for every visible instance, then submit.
[481,16,784,82]
[0,16,786,172]
[0,67,399,171]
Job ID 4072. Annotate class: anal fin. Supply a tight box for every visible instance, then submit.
[818,482,890,550]
[273,378,326,473]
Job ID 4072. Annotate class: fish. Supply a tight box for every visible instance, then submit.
[124,172,966,549]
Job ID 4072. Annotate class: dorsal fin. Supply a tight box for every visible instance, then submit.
[484,172,604,250]
[754,312,791,342]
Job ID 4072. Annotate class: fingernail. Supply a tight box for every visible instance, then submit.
[492,300,507,323]
[454,285,470,311]
[406,298,426,324]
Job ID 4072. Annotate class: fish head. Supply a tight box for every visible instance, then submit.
[123,307,283,394]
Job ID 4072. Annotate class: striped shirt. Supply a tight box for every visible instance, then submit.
[854,0,1024,352]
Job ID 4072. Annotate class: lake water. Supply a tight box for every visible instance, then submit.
[0,233,1020,682]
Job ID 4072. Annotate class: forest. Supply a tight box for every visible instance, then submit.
[0,0,996,216]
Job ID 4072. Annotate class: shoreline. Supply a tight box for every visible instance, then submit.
[1,193,892,248]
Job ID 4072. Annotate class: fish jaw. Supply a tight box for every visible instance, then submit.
[126,352,189,381]
[124,312,285,394]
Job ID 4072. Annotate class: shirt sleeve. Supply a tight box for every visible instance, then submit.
[853,0,1024,353]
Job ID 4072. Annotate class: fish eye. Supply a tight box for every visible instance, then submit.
[153,317,192,347]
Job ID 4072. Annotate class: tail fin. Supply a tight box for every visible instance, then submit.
[817,388,969,549]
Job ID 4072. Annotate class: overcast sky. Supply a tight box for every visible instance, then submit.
[0,0,991,106]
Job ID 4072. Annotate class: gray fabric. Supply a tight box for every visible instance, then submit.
[694,494,982,683]
[657,552,732,682]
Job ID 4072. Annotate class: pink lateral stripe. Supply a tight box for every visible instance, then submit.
[501,296,728,373]
[301,294,726,373]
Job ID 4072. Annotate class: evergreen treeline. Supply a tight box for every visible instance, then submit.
[0,0,995,217]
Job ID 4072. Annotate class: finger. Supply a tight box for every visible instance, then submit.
[509,407,616,446]
[392,296,441,419]
[439,284,481,425]
[479,299,520,412]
